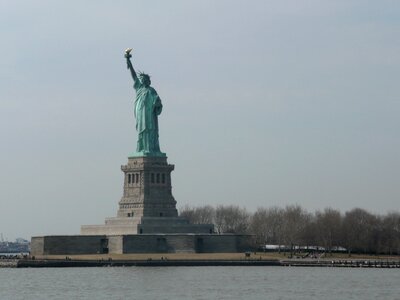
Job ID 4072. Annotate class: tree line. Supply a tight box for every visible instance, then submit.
[179,205,400,256]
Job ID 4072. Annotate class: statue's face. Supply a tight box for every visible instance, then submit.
[140,75,151,87]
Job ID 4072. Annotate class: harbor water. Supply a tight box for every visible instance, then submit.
[1,266,399,300]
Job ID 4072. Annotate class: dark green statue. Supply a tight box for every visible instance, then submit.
[125,49,165,157]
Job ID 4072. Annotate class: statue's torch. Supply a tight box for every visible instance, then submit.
[125,48,133,68]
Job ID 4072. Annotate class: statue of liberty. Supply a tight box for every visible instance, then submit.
[125,49,165,157]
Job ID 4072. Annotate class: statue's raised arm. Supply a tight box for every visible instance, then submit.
[125,48,137,82]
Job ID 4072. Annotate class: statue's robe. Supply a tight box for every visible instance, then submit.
[134,79,163,154]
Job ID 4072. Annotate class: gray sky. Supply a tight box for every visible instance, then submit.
[1,0,399,240]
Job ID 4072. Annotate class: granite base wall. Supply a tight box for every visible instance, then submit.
[31,235,108,255]
[81,217,214,235]
[31,234,252,255]
[108,235,123,254]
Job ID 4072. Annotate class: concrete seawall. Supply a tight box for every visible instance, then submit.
[17,259,281,268]
[16,258,400,268]
[0,260,18,268]
[281,259,400,268]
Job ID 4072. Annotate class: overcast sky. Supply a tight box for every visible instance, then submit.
[1,1,399,240]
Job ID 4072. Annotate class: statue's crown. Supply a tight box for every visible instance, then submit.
[138,71,150,79]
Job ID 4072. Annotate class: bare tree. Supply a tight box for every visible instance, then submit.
[182,204,399,255]
[191,205,215,224]
[281,204,310,257]
[341,208,377,255]
[249,207,284,247]
[214,205,250,234]
[315,208,342,255]
[179,205,197,223]
[301,215,318,250]
[179,205,216,225]
[381,212,400,255]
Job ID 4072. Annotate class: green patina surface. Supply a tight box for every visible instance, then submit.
[125,49,166,158]
[128,151,166,158]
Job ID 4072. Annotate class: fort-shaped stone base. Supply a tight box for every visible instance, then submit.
[31,234,252,255]
[81,217,213,235]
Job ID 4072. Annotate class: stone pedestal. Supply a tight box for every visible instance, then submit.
[81,156,213,235]
[118,156,177,218]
